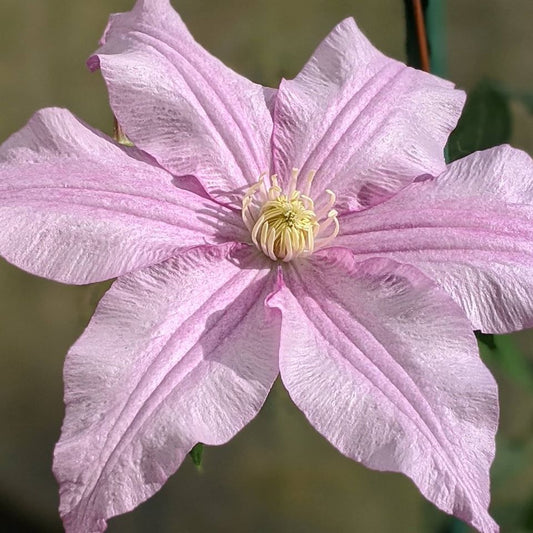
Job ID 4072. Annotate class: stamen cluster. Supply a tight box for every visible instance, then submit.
[242,169,339,261]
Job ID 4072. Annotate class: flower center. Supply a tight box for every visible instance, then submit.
[242,169,339,261]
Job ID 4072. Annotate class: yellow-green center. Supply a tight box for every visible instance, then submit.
[254,193,319,260]
[242,169,339,262]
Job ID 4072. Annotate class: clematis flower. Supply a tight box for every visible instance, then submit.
[1,1,532,531]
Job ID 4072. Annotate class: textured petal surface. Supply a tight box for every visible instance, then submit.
[336,145,533,333]
[54,243,280,533]
[89,0,273,204]
[269,250,498,533]
[0,108,245,284]
[272,18,465,210]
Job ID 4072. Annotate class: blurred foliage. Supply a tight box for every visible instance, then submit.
[515,92,533,115]
[495,85,533,116]
[480,335,533,393]
[189,443,205,468]
[448,80,512,162]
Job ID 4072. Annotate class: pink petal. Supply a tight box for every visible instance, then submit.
[0,108,244,284]
[54,243,280,533]
[89,0,273,205]
[269,250,498,533]
[336,145,533,333]
[272,18,465,210]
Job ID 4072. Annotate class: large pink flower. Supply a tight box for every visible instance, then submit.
[1,1,532,532]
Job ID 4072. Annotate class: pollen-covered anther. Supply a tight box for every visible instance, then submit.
[242,169,339,261]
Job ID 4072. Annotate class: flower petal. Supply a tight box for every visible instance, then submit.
[269,250,498,533]
[54,243,280,533]
[0,108,245,284]
[336,145,533,333]
[89,0,273,204]
[272,18,465,210]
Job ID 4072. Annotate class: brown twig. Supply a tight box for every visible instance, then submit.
[412,0,430,72]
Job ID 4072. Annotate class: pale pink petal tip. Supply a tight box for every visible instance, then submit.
[337,145,533,333]
[271,250,499,533]
[54,244,280,532]
[89,0,272,204]
[0,107,243,284]
[272,17,466,210]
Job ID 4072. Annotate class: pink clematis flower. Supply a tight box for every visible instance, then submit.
[1,0,532,531]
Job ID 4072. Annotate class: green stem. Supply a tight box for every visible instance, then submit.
[426,0,451,163]
[426,0,447,77]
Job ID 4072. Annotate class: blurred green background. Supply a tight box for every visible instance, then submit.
[1,1,532,531]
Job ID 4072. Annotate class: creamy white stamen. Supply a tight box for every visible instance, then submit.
[242,169,339,261]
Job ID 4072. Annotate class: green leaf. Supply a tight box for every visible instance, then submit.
[476,82,533,115]
[189,443,204,469]
[478,334,533,392]
[475,331,496,351]
[447,80,512,162]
